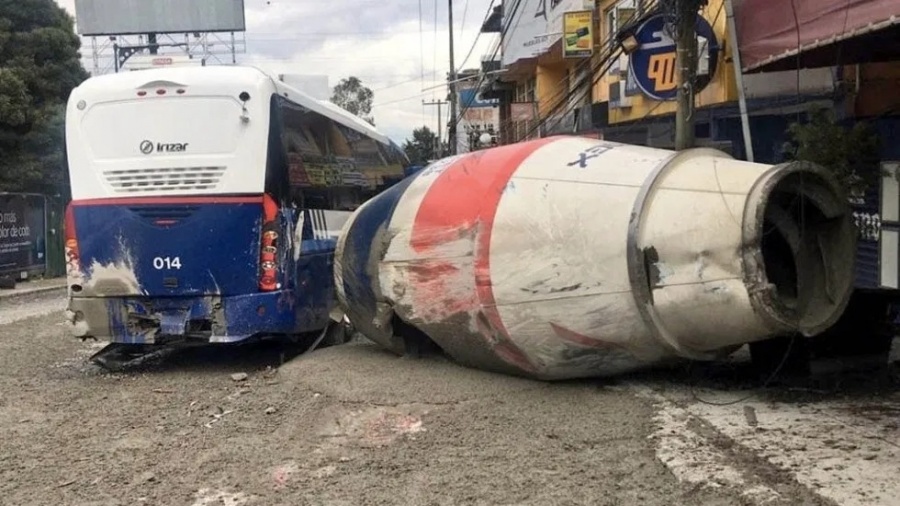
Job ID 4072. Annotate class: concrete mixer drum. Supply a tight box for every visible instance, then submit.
[334,136,857,380]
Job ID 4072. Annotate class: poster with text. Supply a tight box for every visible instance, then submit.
[0,194,46,276]
[563,10,593,58]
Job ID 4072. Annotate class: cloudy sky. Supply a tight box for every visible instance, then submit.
[53,0,499,144]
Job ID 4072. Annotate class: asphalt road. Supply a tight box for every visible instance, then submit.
[2,290,900,505]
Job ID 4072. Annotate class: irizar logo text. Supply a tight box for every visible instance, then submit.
[140,140,189,154]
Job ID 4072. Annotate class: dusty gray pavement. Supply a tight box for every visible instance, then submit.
[0,290,67,326]
[1,291,899,505]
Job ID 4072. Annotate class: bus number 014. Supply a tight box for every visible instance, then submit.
[152,256,182,270]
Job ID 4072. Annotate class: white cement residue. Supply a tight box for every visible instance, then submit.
[0,297,66,326]
[82,237,142,296]
[629,386,752,491]
[687,391,900,506]
[633,376,900,506]
[191,488,250,506]
[84,259,141,295]
[50,340,108,371]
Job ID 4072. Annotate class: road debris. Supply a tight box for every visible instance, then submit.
[204,407,234,428]
[744,406,759,427]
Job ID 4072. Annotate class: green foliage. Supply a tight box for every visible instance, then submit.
[403,126,444,165]
[782,106,882,198]
[0,0,89,198]
[330,76,375,126]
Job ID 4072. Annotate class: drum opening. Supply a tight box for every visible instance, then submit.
[757,169,856,335]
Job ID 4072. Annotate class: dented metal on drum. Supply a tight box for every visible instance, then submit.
[334,136,857,380]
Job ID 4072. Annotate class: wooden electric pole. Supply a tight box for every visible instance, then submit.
[447,0,459,155]
[423,99,448,158]
[674,0,703,150]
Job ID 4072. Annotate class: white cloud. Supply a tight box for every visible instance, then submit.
[55,0,499,145]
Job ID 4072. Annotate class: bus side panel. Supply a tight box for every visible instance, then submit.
[291,238,339,334]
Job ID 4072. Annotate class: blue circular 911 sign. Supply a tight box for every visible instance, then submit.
[628,13,720,101]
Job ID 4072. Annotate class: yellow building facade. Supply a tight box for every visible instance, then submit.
[592,0,739,124]
[501,0,750,141]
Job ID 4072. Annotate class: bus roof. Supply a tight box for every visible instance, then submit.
[72,65,398,149]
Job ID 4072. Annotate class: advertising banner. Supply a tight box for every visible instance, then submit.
[458,88,498,109]
[563,10,594,58]
[0,194,46,276]
[502,0,592,66]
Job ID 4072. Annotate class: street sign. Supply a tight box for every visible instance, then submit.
[628,13,720,101]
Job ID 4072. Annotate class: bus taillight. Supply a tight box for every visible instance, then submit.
[258,194,280,292]
[64,204,84,285]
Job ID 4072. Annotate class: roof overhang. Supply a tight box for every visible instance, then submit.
[482,4,503,33]
[735,0,900,73]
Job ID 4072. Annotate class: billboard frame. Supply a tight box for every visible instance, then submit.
[74,0,246,37]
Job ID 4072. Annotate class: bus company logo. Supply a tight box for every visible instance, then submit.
[629,14,720,102]
[139,140,189,154]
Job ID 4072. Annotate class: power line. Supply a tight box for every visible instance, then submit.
[516,0,667,141]
[432,0,439,94]
[460,0,470,37]
[372,76,429,92]
[510,0,665,141]
[444,0,500,146]
[238,55,420,62]
[452,0,525,132]
[431,0,440,133]
[457,0,496,70]
[247,30,427,38]
[374,83,452,107]
[419,0,427,125]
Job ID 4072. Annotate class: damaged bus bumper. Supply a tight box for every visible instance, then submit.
[65,290,325,345]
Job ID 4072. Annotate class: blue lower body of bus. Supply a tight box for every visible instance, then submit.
[66,288,333,345]
[64,195,343,346]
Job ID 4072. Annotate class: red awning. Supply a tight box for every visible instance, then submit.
[734,0,900,73]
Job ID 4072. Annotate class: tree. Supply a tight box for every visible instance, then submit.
[782,106,881,201]
[330,76,375,125]
[0,0,89,198]
[403,126,446,165]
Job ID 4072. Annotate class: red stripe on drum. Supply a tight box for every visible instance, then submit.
[409,138,559,372]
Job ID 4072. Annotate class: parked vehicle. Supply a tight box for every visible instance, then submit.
[63,65,407,367]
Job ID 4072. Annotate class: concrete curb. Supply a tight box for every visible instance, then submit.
[0,283,67,302]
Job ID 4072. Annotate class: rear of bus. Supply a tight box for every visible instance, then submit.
[63,66,314,345]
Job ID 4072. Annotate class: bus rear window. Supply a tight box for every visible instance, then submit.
[80,97,246,161]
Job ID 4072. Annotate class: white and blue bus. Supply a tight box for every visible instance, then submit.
[63,65,407,364]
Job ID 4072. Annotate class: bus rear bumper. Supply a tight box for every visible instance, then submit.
[65,290,329,345]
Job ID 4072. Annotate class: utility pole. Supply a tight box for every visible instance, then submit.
[423,99,448,158]
[447,0,459,155]
[674,0,703,150]
[724,0,754,162]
